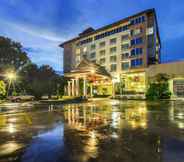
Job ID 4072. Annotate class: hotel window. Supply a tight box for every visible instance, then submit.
[90,52,96,59]
[110,64,117,72]
[131,37,143,46]
[131,28,143,36]
[130,16,145,25]
[121,62,129,70]
[91,44,96,50]
[99,50,105,57]
[121,53,129,60]
[83,54,87,58]
[99,41,106,48]
[131,58,143,67]
[121,43,129,51]
[76,48,80,55]
[83,47,87,53]
[110,38,117,45]
[79,37,93,45]
[131,48,143,56]
[100,58,106,64]
[92,60,96,63]
[94,25,128,40]
[110,55,117,62]
[121,34,129,41]
[110,47,117,53]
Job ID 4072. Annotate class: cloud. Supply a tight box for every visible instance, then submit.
[0,0,184,70]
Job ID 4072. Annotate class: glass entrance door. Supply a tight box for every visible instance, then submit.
[173,79,184,97]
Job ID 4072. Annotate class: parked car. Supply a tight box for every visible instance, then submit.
[8,96,35,102]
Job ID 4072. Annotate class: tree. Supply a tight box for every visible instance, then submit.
[146,73,171,100]
[0,36,30,72]
[0,80,6,99]
[20,64,66,100]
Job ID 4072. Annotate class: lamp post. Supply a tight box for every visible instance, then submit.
[5,71,17,96]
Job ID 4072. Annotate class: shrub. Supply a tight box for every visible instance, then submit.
[146,73,172,100]
[0,80,6,99]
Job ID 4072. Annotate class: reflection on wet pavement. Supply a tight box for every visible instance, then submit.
[0,100,184,162]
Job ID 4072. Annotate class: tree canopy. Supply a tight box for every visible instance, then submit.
[20,64,65,99]
[0,36,65,100]
[0,36,30,72]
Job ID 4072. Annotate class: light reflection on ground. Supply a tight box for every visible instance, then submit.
[0,99,184,162]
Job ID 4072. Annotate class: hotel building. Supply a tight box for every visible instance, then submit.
[60,9,184,98]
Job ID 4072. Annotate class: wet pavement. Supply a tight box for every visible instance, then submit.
[0,99,184,162]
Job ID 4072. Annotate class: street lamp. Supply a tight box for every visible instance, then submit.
[5,72,17,81]
[5,71,17,97]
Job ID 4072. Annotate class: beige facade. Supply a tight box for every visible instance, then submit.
[147,61,184,78]
[147,61,184,98]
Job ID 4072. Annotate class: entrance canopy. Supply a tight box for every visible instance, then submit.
[64,59,112,97]
[65,58,111,81]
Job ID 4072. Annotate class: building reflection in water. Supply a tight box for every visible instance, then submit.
[64,104,101,161]
[1,101,184,162]
[124,103,148,129]
[169,101,184,130]
[62,102,163,162]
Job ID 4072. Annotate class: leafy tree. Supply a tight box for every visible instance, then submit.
[0,36,30,72]
[0,80,6,99]
[20,64,66,100]
[146,73,171,100]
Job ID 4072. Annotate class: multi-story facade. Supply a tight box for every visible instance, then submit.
[60,9,161,96]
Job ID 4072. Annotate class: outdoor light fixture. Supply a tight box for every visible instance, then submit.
[5,71,17,81]
[90,69,95,74]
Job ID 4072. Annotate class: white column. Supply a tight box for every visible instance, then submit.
[83,78,87,98]
[76,79,79,96]
[68,81,71,96]
[90,83,93,97]
[112,81,115,98]
[64,86,67,96]
[71,79,75,96]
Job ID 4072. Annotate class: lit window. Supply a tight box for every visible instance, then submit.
[110,47,117,53]
[91,44,96,50]
[110,38,117,45]
[90,52,96,59]
[83,47,87,53]
[121,62,129,70]
[121,44,129,51]
[100,58,105,64]
[99,41,105,48]
[99,50,105,57]
[110,64,117,72]
[131,28,142,36]
[76,48,80,55]
[121,34,129,41]
[110,56,117,62]
[121,53,129,60]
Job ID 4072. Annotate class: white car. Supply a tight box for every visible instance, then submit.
[8,95,35,102]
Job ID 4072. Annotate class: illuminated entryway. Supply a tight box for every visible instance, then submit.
[120,71,147,94]
[64,58,112,98]
[173,79,184,97]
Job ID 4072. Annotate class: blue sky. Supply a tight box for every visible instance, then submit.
[0,0,184,71]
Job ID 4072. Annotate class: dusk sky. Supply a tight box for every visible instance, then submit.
[0,0,184,71]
